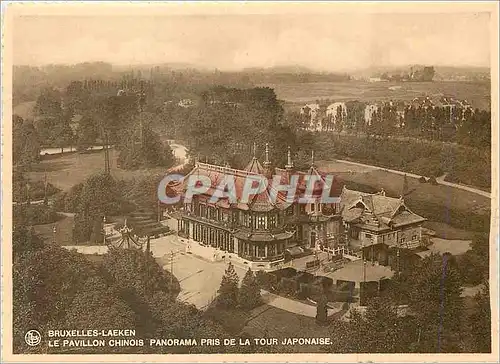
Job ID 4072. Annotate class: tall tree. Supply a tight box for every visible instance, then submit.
[217,262,239,308]
[238,268,261,310]
[315,294,328,325]
[407,253,464,352]
[72,173,128,243]
[13,115,40,165]
[75,115,99,151]
[34,87,62,117]
[467,282,491,353]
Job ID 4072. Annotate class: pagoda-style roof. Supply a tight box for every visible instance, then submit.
[274,165,342,201]
[167,162,289,212]
[166,151,342,212]
[244,157,265,174]
[340,186,426,231]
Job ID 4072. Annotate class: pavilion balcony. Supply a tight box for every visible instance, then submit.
[180,212,233,231]
[239,253,285,262]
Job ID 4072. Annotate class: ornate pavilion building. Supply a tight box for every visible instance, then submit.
[339,186,427,266]
[167,145,343,269]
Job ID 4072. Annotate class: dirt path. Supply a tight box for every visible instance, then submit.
[332,159,491,199]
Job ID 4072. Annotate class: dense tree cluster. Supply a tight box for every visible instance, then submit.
[13,170,60,204]
[66,173,133,243]
[312,132,490,190]
[294,99,490,149]
[12,223,231,354]
[18,79,175,171]
[328,253,490,353]
[161,86,297,169]
[456,234,489,286]
[13,115,40,166]
[216,265,261,311]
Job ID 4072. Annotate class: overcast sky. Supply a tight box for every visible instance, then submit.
[12,11,491,71]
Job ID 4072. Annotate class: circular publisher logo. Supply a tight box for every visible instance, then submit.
[25,330,41,346]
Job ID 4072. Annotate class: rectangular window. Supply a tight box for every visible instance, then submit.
[257,215,266,229]
[365,233,372,239]
[286,206,294,216]
[269,214,277,228]
[311,204,315,212]
[258,245,265,257]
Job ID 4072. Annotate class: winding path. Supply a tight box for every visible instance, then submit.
[333,159,491,199]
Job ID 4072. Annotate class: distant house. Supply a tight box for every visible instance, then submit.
[369,77,387,83]
[326,102,347,126]
[364,104,379,126]
[178,99,194,108]
[395,102,406,128]
[340,187,426,266]
[300,103,322,131]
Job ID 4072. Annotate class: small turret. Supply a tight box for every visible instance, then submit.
[263,143,272,178]
[264,143,271,168]
[285,146,294,171]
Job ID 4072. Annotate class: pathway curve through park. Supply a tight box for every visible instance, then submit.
[333,159,491,199]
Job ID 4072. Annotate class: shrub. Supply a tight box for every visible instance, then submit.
[255,270,278,291]
[419,176,427,183]
[13,204,60,226]
[428,176,438,185]
[278,277,298,297]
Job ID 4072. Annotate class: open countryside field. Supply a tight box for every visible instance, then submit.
[263,81,491,111]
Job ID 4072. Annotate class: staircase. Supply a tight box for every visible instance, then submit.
[127,209,170,238]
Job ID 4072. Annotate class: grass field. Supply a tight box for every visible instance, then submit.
[263,80,491,110]
[423,221,476,240]
[27,148,168,192]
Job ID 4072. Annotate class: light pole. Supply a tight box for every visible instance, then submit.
[52,225,57,244]
[157,200,161,222]
[361,241,365,275]
[102,216,107,245]
[170,250,174,286]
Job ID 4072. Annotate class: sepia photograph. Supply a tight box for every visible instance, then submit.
[1,1,498,362]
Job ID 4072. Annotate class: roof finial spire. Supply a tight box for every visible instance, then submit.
[311,150,315,167]
[285,146,294,170]
[253,142,257,159]
[264,142,271,167]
